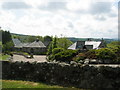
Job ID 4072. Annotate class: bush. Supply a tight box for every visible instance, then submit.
[47,48,64,61]
[73,53,86,62]
[107,41,120,50]
[96,48,116,63]
[2,41,14,52]
[77,53,86,60]
[53,50,78,62]
[85,49,97,59]
[47,55,54,61]
[52,48,64,55]
[113,46,120,63]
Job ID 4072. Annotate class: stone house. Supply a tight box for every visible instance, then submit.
[12,38,47,54]
[68,39,106,50]
[12,39,26,51]
[23,39,46,54]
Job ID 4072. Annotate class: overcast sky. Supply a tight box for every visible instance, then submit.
[0,0,119,38]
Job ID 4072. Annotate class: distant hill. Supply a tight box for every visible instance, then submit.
[11,33,32,43]
[11,33,117,44]
[67,37,117,44]
[11,33,31,37]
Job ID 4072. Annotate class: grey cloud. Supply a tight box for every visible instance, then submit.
[108,29,113,33]
[94,16,106,21]
[2,2,32,10]
[74,2,112,16]
[90,2,112,14]
[109,13,117,17]
[68,22,74,29]
[75,10,89,14]
[74,30,78,33]
[38,2,67,11]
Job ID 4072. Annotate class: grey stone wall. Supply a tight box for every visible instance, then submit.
[2,61,120,89]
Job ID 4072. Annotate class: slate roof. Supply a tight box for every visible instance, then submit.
[13,38,46,48]
[12,39,23,48]
[85,41,101,49]
[24,40,46,48]
[68,41,102,50]
[12,39,21,45]
[12,38,46,48]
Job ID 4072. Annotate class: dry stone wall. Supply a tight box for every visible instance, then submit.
[2,61,120,89]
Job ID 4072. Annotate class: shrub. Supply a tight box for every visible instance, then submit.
[2,41,14,52]
[54,50,78,62]
[107,41,120,50]
[47,55,54,61]
[96,48,116,62]
[85,49,97,59]
[47,42,52,55]
[113,46,120,63]
[77,53,86,59]
[47,48,64,61]
[52,48,64,55]
[73,53,86,62]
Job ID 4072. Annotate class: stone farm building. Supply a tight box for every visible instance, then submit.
[12,38,46,54]
[68,39,106,50]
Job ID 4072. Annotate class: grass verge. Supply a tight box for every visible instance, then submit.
[1,80,85,89]
[2,80,63,88]
[0,54,10,61]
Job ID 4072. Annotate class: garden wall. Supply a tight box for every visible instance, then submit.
[2,61,120,89]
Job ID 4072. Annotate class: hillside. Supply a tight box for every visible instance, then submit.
[11,33,117,44]
[67,37,117,44]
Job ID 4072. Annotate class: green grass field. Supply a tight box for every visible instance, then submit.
[1,80,84,89]
[0,54,10,60]
[2,80,63,88]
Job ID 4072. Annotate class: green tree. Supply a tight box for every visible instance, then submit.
[44,36,52,47]
[57,37,73,50]
[52,48,64,55]
[47,42,53,55]
[1,30,14,52]
[36,36,43,42]
[2,30,12,44]
[12,35,20,40]
[52,36,57,49]
[44,36,52,42]
[47,36,57,55]
[107,41,120,50]
[27,36,36,42]
[3,41,14,52]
